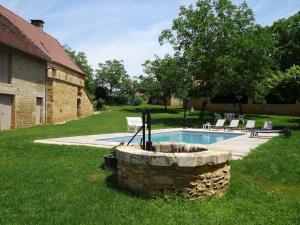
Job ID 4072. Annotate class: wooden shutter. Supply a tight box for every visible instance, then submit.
[0,52,10,83]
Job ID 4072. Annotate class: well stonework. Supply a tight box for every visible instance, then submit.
[116,145,231,198]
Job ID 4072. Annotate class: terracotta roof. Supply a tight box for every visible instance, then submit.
[0,5,84,75]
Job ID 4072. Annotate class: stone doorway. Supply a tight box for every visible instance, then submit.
[77,98,81,117]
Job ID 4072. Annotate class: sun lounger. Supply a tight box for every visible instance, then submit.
[249,127,291,138]
[126,117,144,133]
[263,121,273,129]
[244,120,255,130]
[211,119,226,130]
[227,119,239,129]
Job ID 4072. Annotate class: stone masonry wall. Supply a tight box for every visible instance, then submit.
[118,161,230,198]
[47,79,78,124]
[79,88,94,117]
[0,45,46,129]
[47,62,93,124]
[0,45,93,129]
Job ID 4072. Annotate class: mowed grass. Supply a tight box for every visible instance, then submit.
[0,104,299,225]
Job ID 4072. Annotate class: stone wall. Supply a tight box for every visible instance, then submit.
[118,161,230,198]
[79,88,94,117]
[191,97,300,116]
[47,62,93,124]
[0,45,46,129]
[0,44,93,129]
[47,79,78,123]
[116,146,231,199]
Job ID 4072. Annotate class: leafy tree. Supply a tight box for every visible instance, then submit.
[142,55,185,110]
[159,0,275,114]
[270,12,300,71]
[267,65,300,103]
[63,45,96,96]
[96,60,129,97]
[138,75,161,103]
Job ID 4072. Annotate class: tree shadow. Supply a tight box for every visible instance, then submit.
[151,117,211,128]
[122,107,181,114]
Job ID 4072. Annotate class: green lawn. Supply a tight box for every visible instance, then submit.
[0,104,299,225]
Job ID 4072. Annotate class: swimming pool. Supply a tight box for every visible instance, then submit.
[97,131,243,145]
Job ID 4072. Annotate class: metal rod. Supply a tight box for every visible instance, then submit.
[142,110,146,150]
[146,109,152,151]
[127,125,143,146]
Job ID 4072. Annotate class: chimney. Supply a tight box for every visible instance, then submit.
[30,19,44,30]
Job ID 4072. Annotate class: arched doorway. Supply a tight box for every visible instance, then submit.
[77,98,81,117]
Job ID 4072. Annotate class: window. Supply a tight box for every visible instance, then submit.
[0,51,11,84]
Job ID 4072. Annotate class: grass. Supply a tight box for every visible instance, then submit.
[0,104,299,225]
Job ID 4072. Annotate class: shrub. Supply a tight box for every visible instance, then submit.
[131,96,143,106]
[96,98,106,111]
[117,95,130,104]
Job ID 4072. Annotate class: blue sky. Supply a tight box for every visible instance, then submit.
[1,0,300,76]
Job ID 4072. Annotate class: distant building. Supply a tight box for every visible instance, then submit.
[0,6,93,130]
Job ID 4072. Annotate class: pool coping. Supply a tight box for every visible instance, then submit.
[34,128,278,159]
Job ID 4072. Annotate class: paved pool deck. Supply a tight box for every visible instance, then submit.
[35,128,278,160]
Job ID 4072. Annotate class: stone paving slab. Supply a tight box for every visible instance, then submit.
[35,128,278,159]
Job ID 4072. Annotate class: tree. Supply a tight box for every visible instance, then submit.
[270,12,300,71]
[138,75,161,103]
[267,65,300,103]
[63,45,95,96]
[96,59,129,97]
[142,55,185,110]
[159,0,275,114]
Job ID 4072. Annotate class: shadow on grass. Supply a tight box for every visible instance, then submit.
[122,107,181,115]
[151,117,206,128]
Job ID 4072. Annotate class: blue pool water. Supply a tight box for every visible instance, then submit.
[98,131,242,145]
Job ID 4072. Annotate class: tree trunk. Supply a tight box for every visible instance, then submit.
[164,96,167,111]
[109,88,112,97]
[199,100,207,122]
[236,96,244,115]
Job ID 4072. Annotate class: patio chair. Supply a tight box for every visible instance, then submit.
[244,120,255,130]
[213,113,222,121]
[224,113,235,123]
[126,117,144,133]
[227,119,240,129]
[211,119,226,130]
[238,114,246,123]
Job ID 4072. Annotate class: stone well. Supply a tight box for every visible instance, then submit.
[116,143,232,198]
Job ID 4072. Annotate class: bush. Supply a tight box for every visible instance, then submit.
[131,96,143,106]
[117,95,130,104]
[96,98,106,111]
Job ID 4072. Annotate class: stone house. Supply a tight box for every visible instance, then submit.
[0,6,93,130]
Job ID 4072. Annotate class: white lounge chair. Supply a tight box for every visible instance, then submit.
[245,120,255,130]
[263,121,273,129]
[227,119,239,129]
[211,119,226,130]
[126,117,144,133]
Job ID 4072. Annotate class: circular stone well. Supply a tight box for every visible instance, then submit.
[116,143,232,198]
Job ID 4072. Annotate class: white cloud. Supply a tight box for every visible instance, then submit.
[76,20,173,77]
